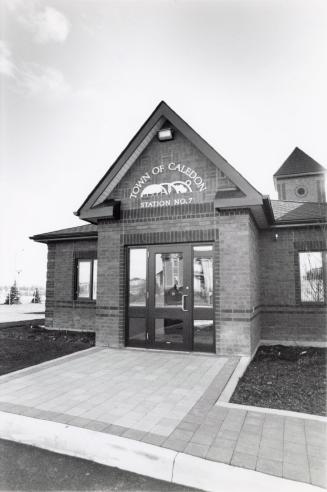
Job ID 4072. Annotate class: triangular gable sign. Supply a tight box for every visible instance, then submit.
[76,101,263,221]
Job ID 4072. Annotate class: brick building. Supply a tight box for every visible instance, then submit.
[31,102,327,356]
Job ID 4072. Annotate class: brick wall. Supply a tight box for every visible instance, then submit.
[95,206,220,349]
[249,217,261,353]
[94,206,262,356]
[45,244,55,328]
[217,210,261,356]
[43,126,326,352]
[110,128,238,209]
[44,215,326,353]
[45,239,97,332]
[91,126,262,355]
[96,222,121,346]
[260,226,327,343]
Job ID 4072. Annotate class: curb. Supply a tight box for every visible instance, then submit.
[260,340,327,348]
[0,411,320,492]
[218,356,250,402]
[0,411,176,482]
[217,401,327,422]
[216,353,327,423]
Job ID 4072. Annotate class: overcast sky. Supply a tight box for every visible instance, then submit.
[1,0,326,287]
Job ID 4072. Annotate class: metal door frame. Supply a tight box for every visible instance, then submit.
[126,242,215,352]
[147,243,192,351]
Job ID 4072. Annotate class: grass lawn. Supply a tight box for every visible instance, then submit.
[230,345,327,416]
[0,325,95,376]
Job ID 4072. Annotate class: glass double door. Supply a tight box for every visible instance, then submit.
[127,243,214,352]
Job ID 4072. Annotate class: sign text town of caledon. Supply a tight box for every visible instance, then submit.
[130,163,207,207]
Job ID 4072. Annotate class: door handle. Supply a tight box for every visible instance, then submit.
[182,294,188,311]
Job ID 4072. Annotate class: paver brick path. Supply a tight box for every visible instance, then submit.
[0,348,326,488]
[0,348,227,436]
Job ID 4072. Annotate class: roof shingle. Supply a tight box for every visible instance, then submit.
[274,147,325,177]
[31,224,97,242]
[271,200,327,223]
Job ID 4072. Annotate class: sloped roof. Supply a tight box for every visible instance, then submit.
[31,224,97,243]
[31,200,327,243]
[76,101,263,219]
[271,200,327,223]
[274,147,325,177]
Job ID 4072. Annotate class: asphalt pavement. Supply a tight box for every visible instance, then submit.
[0,439,200,492]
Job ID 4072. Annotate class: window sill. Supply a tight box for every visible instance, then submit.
[74,299,96,305]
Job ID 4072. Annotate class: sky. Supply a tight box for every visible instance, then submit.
[1,0,326,287]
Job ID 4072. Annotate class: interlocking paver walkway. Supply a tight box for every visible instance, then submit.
[0,347,326,488]
[0,348,227,436]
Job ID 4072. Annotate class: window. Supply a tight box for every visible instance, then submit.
[277,183,286,200]
[317,180,326,202]
[299,252,326,303]
[295,185,308,198]
[76,259,97,300]
[128,248,147,306]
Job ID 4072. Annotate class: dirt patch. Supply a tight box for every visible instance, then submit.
[230,345,327,416]
[0,325,95,376]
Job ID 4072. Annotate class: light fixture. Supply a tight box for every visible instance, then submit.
[157,128,174,141]
[274,233,279,241]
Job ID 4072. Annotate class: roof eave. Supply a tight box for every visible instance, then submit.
[30,232,98,244]
[271,219,327,227]
[262,196,275,224]
[274,171,326,179]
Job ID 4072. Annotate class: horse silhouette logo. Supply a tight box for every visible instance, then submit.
[141,184,168,196]
[141,180,192,197]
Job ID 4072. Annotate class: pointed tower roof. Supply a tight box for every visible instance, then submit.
[274,147,325,177]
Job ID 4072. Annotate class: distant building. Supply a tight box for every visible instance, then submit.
[31,102,327,355]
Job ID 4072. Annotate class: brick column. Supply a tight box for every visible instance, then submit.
[216,211,260,356]
[45,243,55,328]
[96,221,122,347]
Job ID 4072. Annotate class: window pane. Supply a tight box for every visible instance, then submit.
[129,249,147,306]
[129,318,146,342]
[193,320,214,352]
[78,260,91,298]
[92,260,97,300]
[299,252,324,302]
[155,253,183,307]
[155,318,183,345]
[194,256,213,307]
[193,246,213,251]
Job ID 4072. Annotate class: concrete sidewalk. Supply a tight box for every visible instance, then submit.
[0,348,325,490]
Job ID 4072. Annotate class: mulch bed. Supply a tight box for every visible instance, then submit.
[0,325,95,376]
[230,345,327,416]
